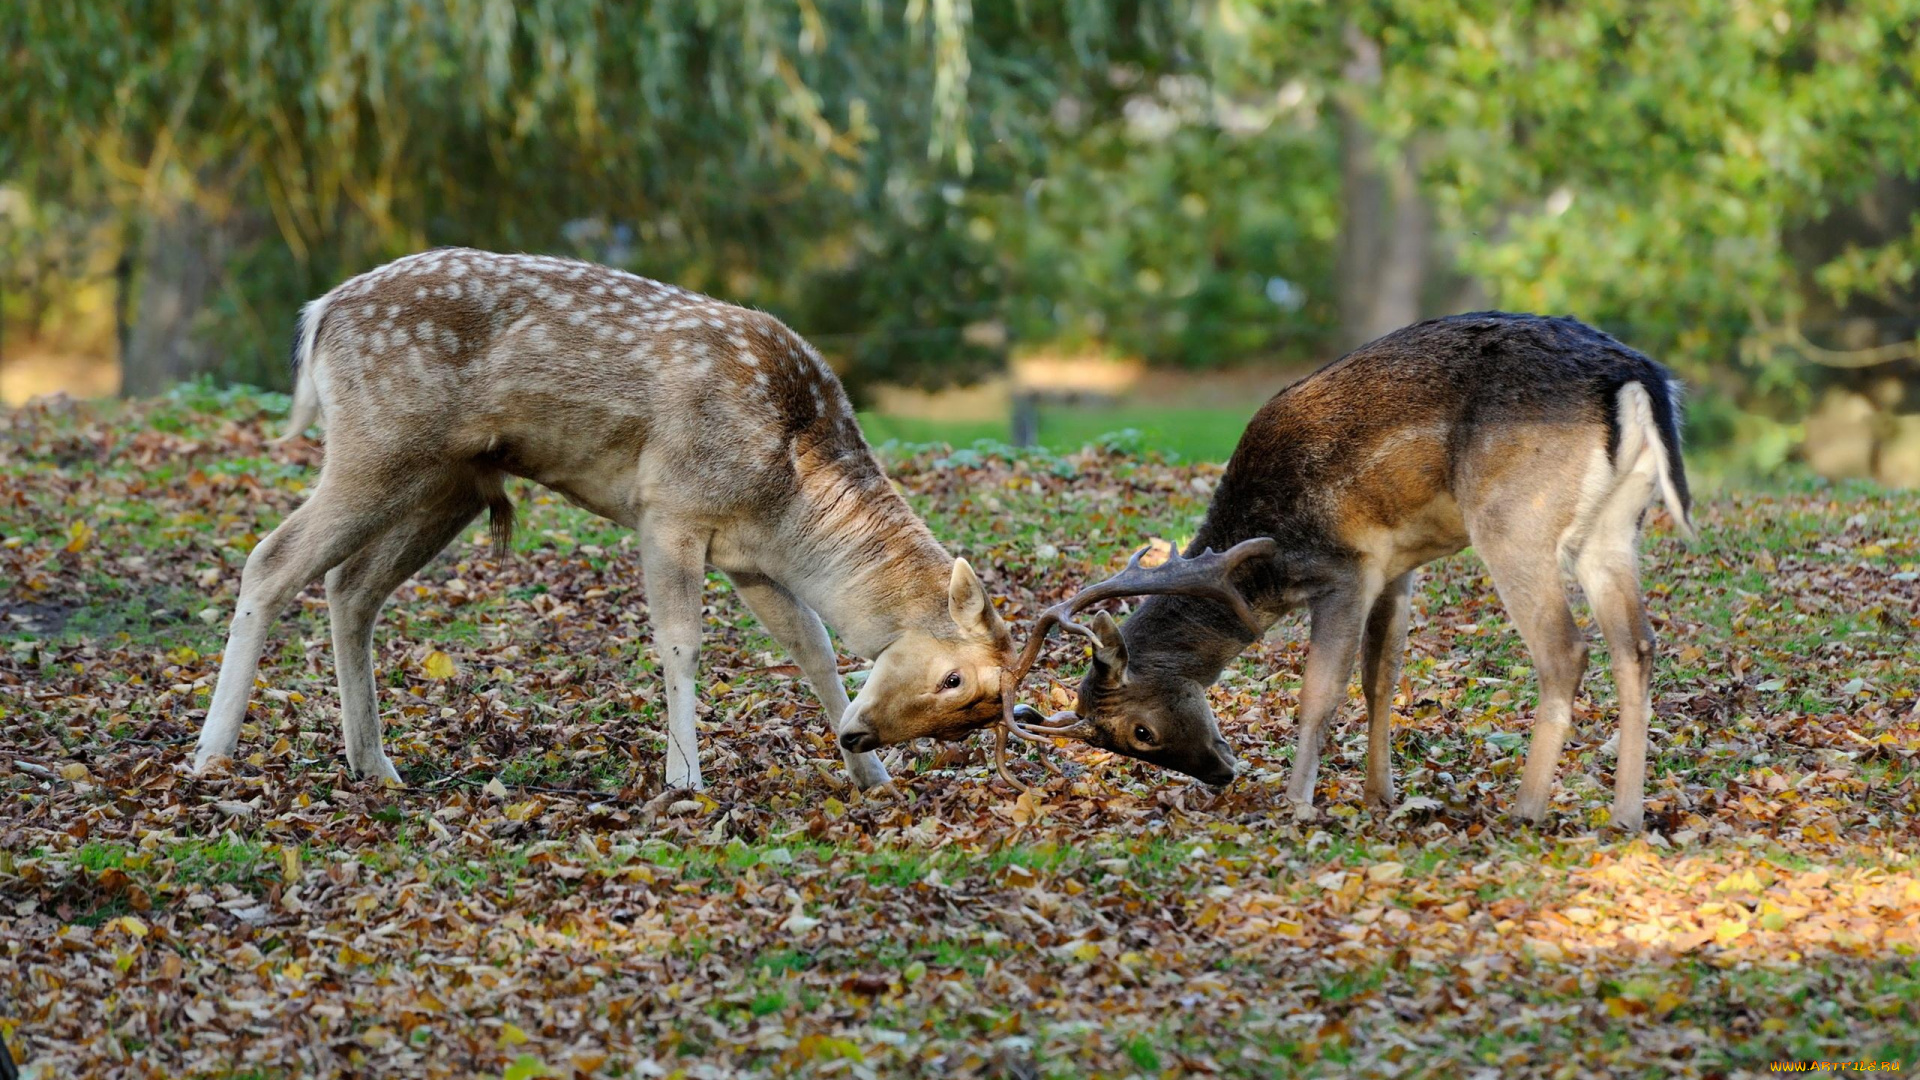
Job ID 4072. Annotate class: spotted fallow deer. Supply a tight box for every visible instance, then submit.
[1001,313,1694,830]
[191,248,1017,791]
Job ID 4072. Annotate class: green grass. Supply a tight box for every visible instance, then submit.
[857,404,1258,462]
[6,385,1920,1078]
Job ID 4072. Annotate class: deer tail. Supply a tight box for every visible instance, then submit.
[274,294,330,444]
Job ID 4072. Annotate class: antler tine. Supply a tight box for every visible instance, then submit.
[1054,536,1278,636]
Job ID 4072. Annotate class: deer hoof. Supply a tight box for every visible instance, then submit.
[1287,798,1319,823]
[350,754,403,785]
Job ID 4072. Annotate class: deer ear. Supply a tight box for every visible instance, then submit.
[1089,611,1128,687]
[948,558,1004,638]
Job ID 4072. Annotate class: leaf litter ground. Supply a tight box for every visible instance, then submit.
[3,387,1918,1078]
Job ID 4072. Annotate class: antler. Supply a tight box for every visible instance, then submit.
[994,536,1279,790]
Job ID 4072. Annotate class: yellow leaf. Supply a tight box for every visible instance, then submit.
[1069,941,1101,963]
[498,1022,530,1047]
[65,520,94,553]
[112,916,148,938]
[1367,862,1405,884]
[421,651,457,679]
[59,762,92,783]
[1714,918,1749,944]
[284,961,305,981]
[710,680,731,696]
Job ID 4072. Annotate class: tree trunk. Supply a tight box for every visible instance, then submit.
[121,201,219,397]
[1334,24,1431,352]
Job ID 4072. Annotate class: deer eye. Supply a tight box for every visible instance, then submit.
[940,670,963,692]
[1133,724,1155,745]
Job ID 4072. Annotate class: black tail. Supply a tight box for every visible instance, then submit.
[476,468,516,556]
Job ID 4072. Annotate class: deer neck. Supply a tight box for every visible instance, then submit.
[1120,520,1298,686]
[773,456,955,659]
[1121,592,1265,686]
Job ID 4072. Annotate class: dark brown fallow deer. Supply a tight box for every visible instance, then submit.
[998,312,1694,830]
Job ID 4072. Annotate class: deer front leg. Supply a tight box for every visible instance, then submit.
[642,525,712,792]
[1285,591,1370,819]
[727,571,891,790]
[1359,572,1415,810]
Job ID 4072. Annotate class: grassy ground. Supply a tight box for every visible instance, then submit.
[856,406,1259,463]
[2,384,1918,1079]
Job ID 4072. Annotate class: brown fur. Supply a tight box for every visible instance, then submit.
[1055,313,1693,830]
[196,248,1013,790]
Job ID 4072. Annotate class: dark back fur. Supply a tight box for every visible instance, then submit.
[1123,312,1687,675]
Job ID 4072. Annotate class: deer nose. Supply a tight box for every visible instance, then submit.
[1203,740,1240,787]
[839,721,881,754]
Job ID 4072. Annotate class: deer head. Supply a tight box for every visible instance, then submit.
[836,558,1014,753]
[999,538,1277,787]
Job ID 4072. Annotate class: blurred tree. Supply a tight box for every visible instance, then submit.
[1207,0,1920,474]
[5,0,1918,479]
[1,0,1182,393]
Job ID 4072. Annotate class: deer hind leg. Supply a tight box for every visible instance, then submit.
[1574,548,1654,831]
[1474,536,1589,822]
[1285,585,1374,818]
[194,466,430,772]
[324,478,484,782]
[1571,463,1660,830]
[1359,571,1415,810]
[641,522,712,791]
[727,571,891,790]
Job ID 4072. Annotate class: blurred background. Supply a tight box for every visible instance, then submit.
[3,1,1917,482]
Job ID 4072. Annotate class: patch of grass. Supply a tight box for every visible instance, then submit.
[858,404,1257,462]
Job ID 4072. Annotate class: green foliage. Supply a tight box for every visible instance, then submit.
[1210,0,1920,387]
[4,0,1917,411]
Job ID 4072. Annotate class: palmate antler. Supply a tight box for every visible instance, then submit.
[993,536,1279,789]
